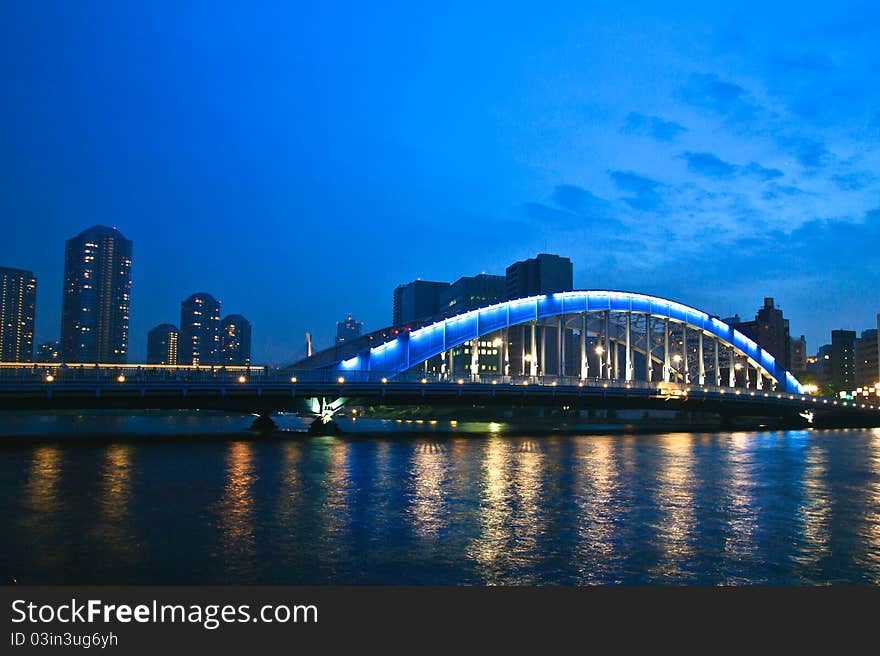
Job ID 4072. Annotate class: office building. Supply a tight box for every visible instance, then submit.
[147,324,179,365]
[35,340,60,363]
[830,329,856,391]
[855,328,878,388]
[505,253,573,300]
[180,293,221,365]
[0,266,36,362]
[220,314,252,366]
[60,225,132,363]
[790,335,807,375]
[392,279,450,326]
[726,297,791,370]
[438,274,506,316]
[336,314,363,345]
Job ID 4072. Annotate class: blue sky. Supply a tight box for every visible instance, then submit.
[1,1,878,363]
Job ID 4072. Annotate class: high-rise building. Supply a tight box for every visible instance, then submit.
[790,334,807,375]
[816,344,833,387]
[35,340,60,363]
[220,314,252,366]
[830,329,856,391]
[0,266,37,362]
[336,314,363,345]
[505,253,573,300]
[855,328,878,388]
[392,279,450,326]
[147,324,179,365]
[60,225,132,363]
[179,293,221,366]
[726,298,791,371]
[504,255,573,375]
[438,274,506,316]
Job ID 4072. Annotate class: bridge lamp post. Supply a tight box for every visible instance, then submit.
[595,345,605,379]
[238,375,247,384]
[45,374,55,383]
[117,374,126,383]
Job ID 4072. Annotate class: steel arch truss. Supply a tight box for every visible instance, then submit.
[330,291,804,393]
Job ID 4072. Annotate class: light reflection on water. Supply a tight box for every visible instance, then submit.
[3,429,880,584]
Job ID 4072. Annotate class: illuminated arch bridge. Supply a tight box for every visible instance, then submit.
[301,291,804,394]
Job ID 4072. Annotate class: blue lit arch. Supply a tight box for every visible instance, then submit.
[329,291,803,394]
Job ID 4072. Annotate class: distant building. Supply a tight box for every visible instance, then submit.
[855,328,878,388]
[726,298,791,371]
[336,314,363,345]
[439,274,506,316]
[179,293,221,365]
[790,334,807,375]
[392,279,450,326]
[505,253,573,300]
[830,329,857,390]
[220,314,252,366]
[60,225,132,363]
[35,340,60,363]
[503,255,573,375]
[815,344,833,387]
[147,324,179,365]
[0,266,37,362]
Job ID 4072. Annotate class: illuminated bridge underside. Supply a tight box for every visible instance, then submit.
[318,291,803,394]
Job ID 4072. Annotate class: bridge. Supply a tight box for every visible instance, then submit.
[2,291,878,432]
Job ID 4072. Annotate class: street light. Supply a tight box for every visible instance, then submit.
[238,375,247,383]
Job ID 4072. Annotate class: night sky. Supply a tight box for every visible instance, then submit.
[2,2,878,364]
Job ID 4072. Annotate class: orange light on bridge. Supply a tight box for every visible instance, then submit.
[381,377,388,384]
[237,375,247,383]
[117,374,126,383]
[457,379,464,385]
[45,374,55,382]
[337,377,345,384]
[290,376,297,383]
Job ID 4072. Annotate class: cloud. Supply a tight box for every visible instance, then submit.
[523,185,623,230]
[761,184,807,201]
[551,184,614,217]
[681,151,738,179]
[832,171,876,191]
[620,112,687,142]
[677,72,764,124]
[608,170,664,211]
[776,135,831,168]
[743,162,784,181]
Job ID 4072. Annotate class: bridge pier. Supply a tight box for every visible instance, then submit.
[251,413,277,433]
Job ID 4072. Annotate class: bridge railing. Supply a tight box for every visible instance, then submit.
[0,363,801,398]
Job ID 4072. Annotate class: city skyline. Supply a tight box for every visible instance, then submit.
[2,2,879,363]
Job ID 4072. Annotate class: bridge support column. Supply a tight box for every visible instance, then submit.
[558,318,564,378]
[698,331,705,385]
[728,350,735,387]
[625,311,633,382]
[645,315,653,382]
[664,318,671,382]
[530,321,538,377]
[448,349,454,380]
[470,338,479,381]
[604,311,612,379]
[682,324,689,384]
[503,328,510,378]
[540,322,546,378]
[580,313,587,380]
[756,367,764,390]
